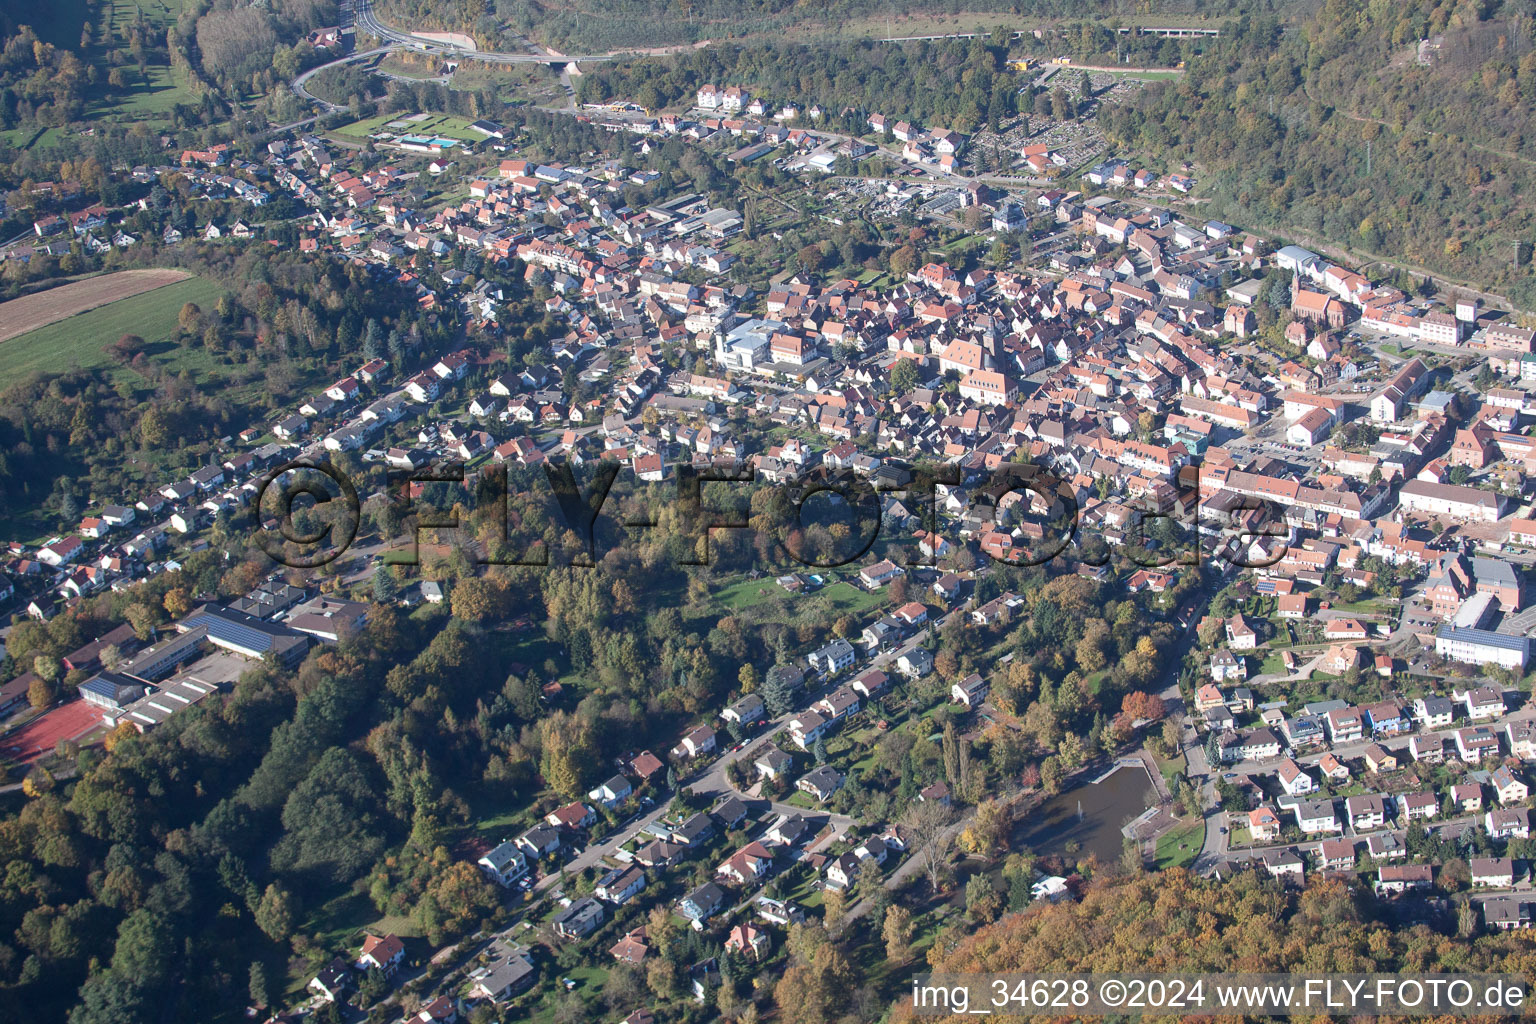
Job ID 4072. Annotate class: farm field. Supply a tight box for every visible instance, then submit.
[0,273,222,390]
[0,269,196,345]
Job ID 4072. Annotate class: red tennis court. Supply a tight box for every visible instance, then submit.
[0,700,103,764]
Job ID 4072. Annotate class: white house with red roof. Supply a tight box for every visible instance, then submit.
[357,933,405,975]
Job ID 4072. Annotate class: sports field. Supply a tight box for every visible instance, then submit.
[334,112,484,141]
[0,273,222,389]
[0,699,102,765]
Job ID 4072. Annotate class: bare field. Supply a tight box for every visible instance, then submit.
[0,268,195,345]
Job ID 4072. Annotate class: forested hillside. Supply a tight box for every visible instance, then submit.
[579,38,1028,134]
[900,871,1536,1020]
[385,0,1257,53]
[1101,0,1536,306]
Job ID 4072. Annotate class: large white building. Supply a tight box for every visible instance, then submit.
[1397,480,1507,523]
[1436,626,1532,671]
[714,318,789,373]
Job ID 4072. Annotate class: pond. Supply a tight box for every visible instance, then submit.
[1010,762,1160,864]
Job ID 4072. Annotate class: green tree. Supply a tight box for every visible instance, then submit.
[249,961,275,1009]
[254,883,296,942]
[111,909,173,988]
[762,665,798,716]
[372,566,398,603]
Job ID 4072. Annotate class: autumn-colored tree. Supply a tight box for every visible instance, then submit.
[177,301,202,332]
[415,861,498,944]
[124,602,159,640]
[103,721,139,752]
[32,654,61,684]
[773,944,853,1024]
[965,873,1002,924]
[882,903,915,962]
[27,676,57,710]
[21,766,54,798]
[163,587,192,619]
[646,957,678,1000]
[821,886,846,928]
[1120,691,1166,723]
[958,798,1010,860]
[1039,755,1065,794]
[449,576,506,623]
[538,711,599,798]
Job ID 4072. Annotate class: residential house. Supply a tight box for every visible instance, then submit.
[477,840,528,886]
[1364,743,1399,773]
[552,897,606,940]
[797,765,846,802]
[595,866,647,905]
[1492,765,1529,804]
[1488,808,1531,839]
[1457,726,1501,763]
[1399,791,1439,821]
[1453,783,1484,813]
[716,841,775,885]
[1376,864,1433,895]
[1317,837,1356,871]
[951,673,990,708]
[1264,849,1304,880]
[755,744,794,780]
[589,775,634,809]
[1471,857,1516,887]
[1345,793,1387,831]
[1249,805,1282,841]
[1294,798,1341,834]
[357,934,405,976]
[1276,758,1316,796]
[679,882,727,923]
[1484,897,1536,930]
[309,959,354,1003]
[725,923,772,961]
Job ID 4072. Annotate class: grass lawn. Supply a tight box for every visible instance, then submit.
[1152,819,1205,870]
[0,275,224,391]
[818,579,891,616]
[1259,651,1289,675]
[1152,747,1186,786]
[524,964,610,1024]
[713,576,793,612]
[87,62,197,121]
[709,575,887,621]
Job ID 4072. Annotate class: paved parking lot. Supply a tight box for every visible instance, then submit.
[180,650,253,686]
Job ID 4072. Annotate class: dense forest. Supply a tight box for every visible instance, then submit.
[578,37,1027,133]
[382,0,1283,53]
[1100,0,1536,306]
